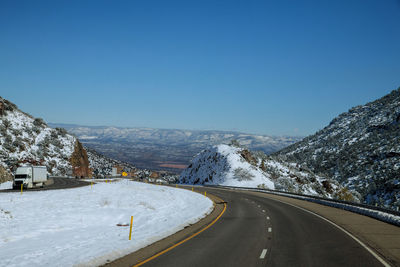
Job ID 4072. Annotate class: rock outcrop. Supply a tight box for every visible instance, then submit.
[70,140,91,178]
[0,165,12,183]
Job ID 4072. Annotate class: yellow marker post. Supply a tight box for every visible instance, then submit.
[176,184,178,188]
[204,191,206,197]
[129,216,133,240]
[192,187,194,192]
[21,184,23,195]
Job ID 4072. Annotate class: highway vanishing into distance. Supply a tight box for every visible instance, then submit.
[130,186,392,267]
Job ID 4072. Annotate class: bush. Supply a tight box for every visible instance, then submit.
[32,126,41,134]
[33,118,46,127]
[38,136,51,148]
[50,138,63,149]
[50,130,58,139]
[0,124,6,135]
[4,134,12,145]
[13,137,25,151]
[234,167,255,181]
[2,119,11,129]
[334,188,357,202]
[56,127,68,137]
[12,129,22,137]
[3,136,15,152]
[25,127,32,136]
[3,100,17,111]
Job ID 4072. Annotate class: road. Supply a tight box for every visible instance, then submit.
[0,177,90,192]
[143,187,383,267]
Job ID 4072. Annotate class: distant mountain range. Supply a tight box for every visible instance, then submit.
[48,123,303,172]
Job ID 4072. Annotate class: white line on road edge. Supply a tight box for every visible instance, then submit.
[266,197,390,267]
[268,227,272,232]
[260,249,268,259]
[262,210,266,212]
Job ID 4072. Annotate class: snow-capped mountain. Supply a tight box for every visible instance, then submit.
[276,88,400,209]
[179,144,353,200]
[0,97,134,177]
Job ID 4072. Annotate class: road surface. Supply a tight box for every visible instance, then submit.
[143,187,383,267]
[0,177,90,192]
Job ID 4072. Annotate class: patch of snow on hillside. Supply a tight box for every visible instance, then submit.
[0,180,213,267]
[180,144,275,189]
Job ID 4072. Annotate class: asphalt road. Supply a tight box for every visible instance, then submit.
[144,187,383,267]
[0,177,90,192]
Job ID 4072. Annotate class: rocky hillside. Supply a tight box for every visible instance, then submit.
[275,88,400,209]
[86,147,136,178]
[179,143,354,200]
[0,97,133,177]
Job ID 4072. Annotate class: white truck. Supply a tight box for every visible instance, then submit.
[13,166,48,189]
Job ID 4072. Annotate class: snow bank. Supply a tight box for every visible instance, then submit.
[0,181,12,190]
[0,180,213,267]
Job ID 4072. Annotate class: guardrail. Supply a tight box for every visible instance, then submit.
[205,184,400,227]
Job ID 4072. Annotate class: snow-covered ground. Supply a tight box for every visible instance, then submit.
[0,181,12,190]
[0,180,213,267]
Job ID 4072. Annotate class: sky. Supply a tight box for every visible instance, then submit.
[1,0,399,136]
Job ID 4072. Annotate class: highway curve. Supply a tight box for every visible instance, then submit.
[141,187,384,267]
[0,177,90,192]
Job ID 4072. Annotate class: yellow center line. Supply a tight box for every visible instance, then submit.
[133,199,227,267]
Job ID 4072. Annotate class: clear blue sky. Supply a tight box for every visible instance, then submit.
[1,0,399,136]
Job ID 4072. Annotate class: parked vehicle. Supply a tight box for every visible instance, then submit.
[13,166,48,189]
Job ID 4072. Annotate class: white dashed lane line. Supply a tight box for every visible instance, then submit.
[267,216,270,220]
[260,249,268,259]
[268,227,272,233]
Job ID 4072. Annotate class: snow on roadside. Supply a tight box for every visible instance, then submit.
[0,180,213,267]
[0,181,12,190]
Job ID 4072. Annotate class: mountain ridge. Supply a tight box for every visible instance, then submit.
[275,88,400,209]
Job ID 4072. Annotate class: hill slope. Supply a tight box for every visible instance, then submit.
[179,144,352,200]
[275,88,400,209]
[0,97,134,177]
